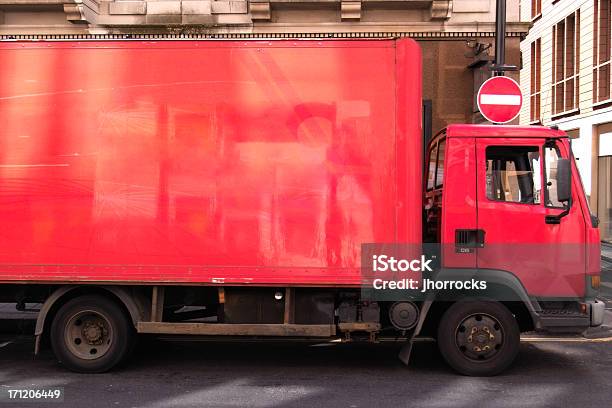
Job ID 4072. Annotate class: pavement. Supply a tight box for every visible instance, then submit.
[599,242,612,306]
[602,242,612,272]
[2,335,612,408]
[1,310,612,408]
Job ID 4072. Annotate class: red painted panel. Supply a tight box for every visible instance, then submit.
[475,138,586,297]
[441,137,477,269]
[0,39,422,286]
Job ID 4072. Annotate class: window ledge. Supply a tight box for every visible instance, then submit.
[529,119,543,125]
[593,99,612,110]
[531,13,542,23]
[552,0,561,4]
[551,108,580,121]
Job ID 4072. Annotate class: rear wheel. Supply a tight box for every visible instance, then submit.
[50,295,133,373]
[437,301,519,376]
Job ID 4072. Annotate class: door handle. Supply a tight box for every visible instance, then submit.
[545,207,570,224]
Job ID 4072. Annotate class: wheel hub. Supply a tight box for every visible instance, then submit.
[456,314,504,361]
[65,310,114,360]
[82,321,107,345]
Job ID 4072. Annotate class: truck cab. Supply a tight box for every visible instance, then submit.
[424,124,604,333]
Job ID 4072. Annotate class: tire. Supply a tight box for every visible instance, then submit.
[437,301,519,376]
[50,295,133,373]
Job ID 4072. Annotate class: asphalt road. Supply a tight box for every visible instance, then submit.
[1,332,611,408]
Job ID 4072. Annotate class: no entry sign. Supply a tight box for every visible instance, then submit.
[477,76,523,124]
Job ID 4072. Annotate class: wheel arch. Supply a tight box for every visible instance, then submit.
[415,269,541,337]
[35,285,148,351]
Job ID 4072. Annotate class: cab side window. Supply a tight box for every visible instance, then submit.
[426,143,438,190]
[436,139,446,188]
[426,139,446,190]
[486,146,541,204]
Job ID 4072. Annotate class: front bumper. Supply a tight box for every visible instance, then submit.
[588,299,606,327]
[534,299,606,333]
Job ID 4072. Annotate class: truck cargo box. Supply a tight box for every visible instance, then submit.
[0,39,422,286]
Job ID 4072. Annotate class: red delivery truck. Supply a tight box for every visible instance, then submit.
[0,38,604,376]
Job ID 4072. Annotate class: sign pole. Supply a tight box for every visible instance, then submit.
[494,0,506,76]
[491,0,516,75]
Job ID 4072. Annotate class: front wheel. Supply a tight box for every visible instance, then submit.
[50,295,133,373]
[437,301,520,376]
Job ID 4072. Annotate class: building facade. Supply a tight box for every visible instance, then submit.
[0,1,527,134]
[520,0,612,242]
[0,0,521,37]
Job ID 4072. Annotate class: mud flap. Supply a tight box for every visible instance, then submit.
[398,299,434,366]
[398,340,414,366]
[34,334,41,356]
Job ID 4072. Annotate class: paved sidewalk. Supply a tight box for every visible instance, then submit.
[602,242,612,273]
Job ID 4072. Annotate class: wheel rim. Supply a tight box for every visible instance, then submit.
[64,310,113,360]
[455,313,504,362]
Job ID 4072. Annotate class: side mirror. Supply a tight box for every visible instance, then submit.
[556,158,571,203]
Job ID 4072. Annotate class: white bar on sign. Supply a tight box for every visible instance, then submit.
[480,94,521,105]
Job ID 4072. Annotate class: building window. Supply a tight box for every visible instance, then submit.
[530,39,542,122]
[552,11,580,115]
[532,0,542,19]
[594,0,611,103]
[598,154,612,241]
[596,126,612,242]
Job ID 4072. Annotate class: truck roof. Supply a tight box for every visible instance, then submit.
[0,38,404,50]
[441,124,567,139]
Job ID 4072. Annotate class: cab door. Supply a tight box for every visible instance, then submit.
[475,138,586,298]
